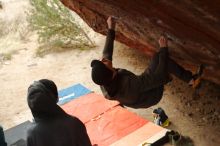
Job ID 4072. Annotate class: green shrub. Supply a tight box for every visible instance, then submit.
[0,50,18,61]
[27,0,94,56]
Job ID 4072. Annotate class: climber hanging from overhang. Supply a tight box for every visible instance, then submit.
[90,16,204,108]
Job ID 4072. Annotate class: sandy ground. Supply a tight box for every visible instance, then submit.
[0,1,220,146]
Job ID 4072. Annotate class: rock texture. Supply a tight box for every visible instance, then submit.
[61,0,220,84]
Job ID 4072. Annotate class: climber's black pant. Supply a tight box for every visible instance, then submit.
[131,50,194,108]
[148,51,193,83]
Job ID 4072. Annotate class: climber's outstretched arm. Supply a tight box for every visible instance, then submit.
[102,16,116,61]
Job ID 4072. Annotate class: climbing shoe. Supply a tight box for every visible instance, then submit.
[161,119,171,127]
[170,131,181,145]
[153,107,170,127]
[189,64,204,88]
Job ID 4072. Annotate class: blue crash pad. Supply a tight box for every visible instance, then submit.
[58,83,92,105]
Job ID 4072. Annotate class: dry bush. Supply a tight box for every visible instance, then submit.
[27,0,95,56]
[0,1,3,9]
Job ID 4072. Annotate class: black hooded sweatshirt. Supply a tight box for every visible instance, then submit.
[27,80,92,146]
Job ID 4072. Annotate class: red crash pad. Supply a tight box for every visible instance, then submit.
[85,106,148,146]
[61,93,119,123]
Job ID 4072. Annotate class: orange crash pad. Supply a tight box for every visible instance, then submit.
[61,93,119,123]
[85,106,148,146]
[110,122,168,146]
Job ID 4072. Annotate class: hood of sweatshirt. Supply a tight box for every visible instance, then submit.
[27,80,65,121]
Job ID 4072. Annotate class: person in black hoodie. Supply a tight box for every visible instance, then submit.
[91,16,203,108]
[27,79,92,146]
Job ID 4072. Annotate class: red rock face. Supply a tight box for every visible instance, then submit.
[61,0,220,85]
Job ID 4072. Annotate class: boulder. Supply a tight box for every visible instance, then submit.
[61,0,220,84]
